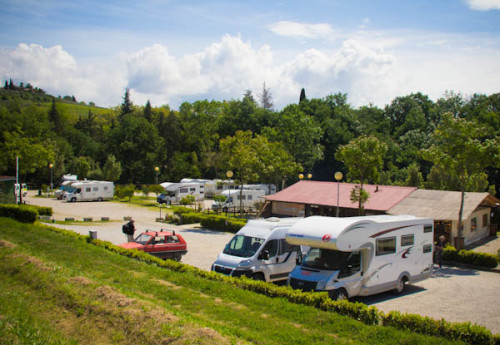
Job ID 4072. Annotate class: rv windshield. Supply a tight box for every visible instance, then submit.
[301,248,350,271]
[223,235,264,258]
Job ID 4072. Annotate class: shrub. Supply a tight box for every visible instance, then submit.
[0,204,38,223]
[180,195,195,205]
[115,184,135,201]
[443,246,499,268]
[200,215,246,233]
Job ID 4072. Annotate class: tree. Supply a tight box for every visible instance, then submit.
[258,82,273,111]
[48,98,63,134]
[102,154,122,182]
[299,88,306,103]
[119,88,133,122]
[144,100,152,121]
[421,113,500,249]
[335,135,388,215]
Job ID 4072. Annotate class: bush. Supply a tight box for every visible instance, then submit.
[200,215,246,233]
[115,184,135,201]
[0,204,38,223]
[443,246,499,268]
[180,195,195,205]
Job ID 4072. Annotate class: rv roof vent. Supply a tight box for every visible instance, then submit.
[266,217,280,222]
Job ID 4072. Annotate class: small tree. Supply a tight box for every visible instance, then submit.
[258,82,274,111]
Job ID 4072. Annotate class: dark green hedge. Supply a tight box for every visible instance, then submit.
[36,223,498,344]
[444,246,499,268]
[0,204,38,223]
[169,207,247,233]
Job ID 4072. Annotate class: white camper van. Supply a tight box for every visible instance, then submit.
[211,189,265,212]
[66,181,114,202]
[55,180,78,200]
[212,217,306,282]
[286,215,434,300]
[158,182,204,204]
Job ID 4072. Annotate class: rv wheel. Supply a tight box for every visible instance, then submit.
[393,276,408,294]
[71,197,76,202]
[330,288,348,301]
[98,197,103,201]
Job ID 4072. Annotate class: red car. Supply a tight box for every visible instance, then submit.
[119,230,187,261]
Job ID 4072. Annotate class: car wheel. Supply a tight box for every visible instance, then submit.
[98,197,103,202]
[393,276,408,294]
[253,272,265,281]
[174,253,182,261]
[71,197,76,202]
[330,288,348,301]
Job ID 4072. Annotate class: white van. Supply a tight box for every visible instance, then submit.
[55,180,78,200]
[212,217,306,282]
[66,181,114,202]
[211,189,265,212]
[286,215,434,300]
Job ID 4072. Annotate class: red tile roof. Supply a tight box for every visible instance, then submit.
[266,181,417,212]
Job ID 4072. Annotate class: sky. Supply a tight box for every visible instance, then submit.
[0,0,499,110]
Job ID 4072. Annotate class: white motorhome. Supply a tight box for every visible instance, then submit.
[211,189,265,212]
[212,217,306,282]
[159,182,204,204]
[55,180,78,200]
[240,184,277,195]
[66,181,114,202]
[286,215,434,300]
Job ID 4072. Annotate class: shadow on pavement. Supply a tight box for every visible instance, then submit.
[431,265,479,278]
[181,228,231,236]
[352,284,427,305]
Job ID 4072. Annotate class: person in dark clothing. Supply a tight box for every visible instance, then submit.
[435,235,446,268]
[123,219,136,242]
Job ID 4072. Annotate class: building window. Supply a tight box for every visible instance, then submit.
[471,217,477,232]
[483,214,488,227]
[376,237,396,256]
[401,234,414,247]
[423,244,433,253]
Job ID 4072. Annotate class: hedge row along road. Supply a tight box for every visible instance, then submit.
[24,192,500,335]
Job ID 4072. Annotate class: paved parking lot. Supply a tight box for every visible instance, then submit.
[24,193,500,334]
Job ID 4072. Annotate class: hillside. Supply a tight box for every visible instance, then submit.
[0,217,462,345]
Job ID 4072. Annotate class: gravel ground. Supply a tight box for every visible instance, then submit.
[24,192,500,334]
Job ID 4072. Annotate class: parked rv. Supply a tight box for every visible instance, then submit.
[211,189,265,212]
[240,184,277,195]
[55,180,78,200]
[286,215,434,300]
[158,182,204,204]
[66,181,114,202]
[212,217,306,282]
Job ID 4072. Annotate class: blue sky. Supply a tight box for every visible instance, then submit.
[1,0,499,109]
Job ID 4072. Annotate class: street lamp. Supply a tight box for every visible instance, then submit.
[226,171,233,217]
[154,166,159,184]
[299,173,312,180]
[334,171,343,217]
[49,163,54,190]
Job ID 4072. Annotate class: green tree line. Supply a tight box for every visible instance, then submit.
[0,84,498,197]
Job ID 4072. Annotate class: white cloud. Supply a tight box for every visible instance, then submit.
[465,0,500,10]
[268,21,336,40]
[0,43,126,105]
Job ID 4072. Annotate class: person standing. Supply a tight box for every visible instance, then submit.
[435,235,446,269]
[123,219,136,242]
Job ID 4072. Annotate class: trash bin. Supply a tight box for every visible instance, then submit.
[89,230,97,240]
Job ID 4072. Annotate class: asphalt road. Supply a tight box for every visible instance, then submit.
[24,193,500,335]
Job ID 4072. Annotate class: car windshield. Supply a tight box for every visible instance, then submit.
[134,233,152,245]
[301,248,350,271]
[223,235,264,258]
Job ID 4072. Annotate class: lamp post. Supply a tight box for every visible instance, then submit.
[334,171,343,217]
[49,163,54,190]
[154,166,159,185]
[226,170,233,218]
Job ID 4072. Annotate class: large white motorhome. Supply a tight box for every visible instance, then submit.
[159,182,205,204]
[66,181,114,202]
[240,184,277,195]
[286,215,434,300]
[212,217,307,282]
[211,189,265,212]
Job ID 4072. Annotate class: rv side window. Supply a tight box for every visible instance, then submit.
[376,237,396,256]
[262,240,278,258]
[86,187,91,192]
[104,186,108,191]
[180,188,188,193]
[281,239,300,254]
[248,195,253,200]
[401,234,414,247]
[93,187,98,191]
[424,225,433,233]
[423,244,433,253]
[190,188,195,192]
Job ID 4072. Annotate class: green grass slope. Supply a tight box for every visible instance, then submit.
[0,217,463,345]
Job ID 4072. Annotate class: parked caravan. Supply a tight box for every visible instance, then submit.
[66,181,114,202]
[286,215,434,300]
[55,180,78,200]
[158,182,204,204]
[211,189,265,212]
[240,184,277,195]
[212,217,306,282]
[203,179,232,197]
